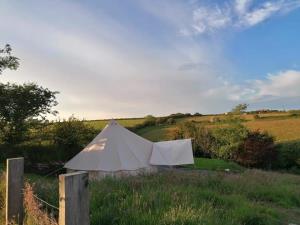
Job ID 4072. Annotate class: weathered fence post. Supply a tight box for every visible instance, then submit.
[6,157,24,225]
[59,171,90,225]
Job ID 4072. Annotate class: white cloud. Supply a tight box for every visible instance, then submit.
[0,0,232,118]
[235,0,253,15]
[254,70,300,98]
[192,5,231,33]
[204,70,300,105]
[1,1,299,119]
[240,1,282,26]
[187,0,300,35]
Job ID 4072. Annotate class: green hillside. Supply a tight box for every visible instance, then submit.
[86,112,300,143]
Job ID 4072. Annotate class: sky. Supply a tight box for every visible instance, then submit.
[0,0,300,119]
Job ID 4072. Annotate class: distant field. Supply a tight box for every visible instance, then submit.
[136,125,176,141]
[86,112,300,142]
[244,118,300,142]
[84,118,145,130]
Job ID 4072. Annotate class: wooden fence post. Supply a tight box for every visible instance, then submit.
[6,157,24,225]
[59,171,90,225]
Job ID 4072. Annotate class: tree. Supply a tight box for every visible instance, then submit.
[172,121,215,157]
[0,44,19,74]
[53,116,97,159]
[211,123,249,160]
[235,131,276,168]
[0,83,58,144]
[144,115,156,126]
[231,103,248,114]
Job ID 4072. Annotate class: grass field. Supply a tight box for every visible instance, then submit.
[83,112,300,142]
[1,168,299,225]
[84,118,145,130]
[244,118,300,142]
[115,113,300,143]
[185,158,244,172]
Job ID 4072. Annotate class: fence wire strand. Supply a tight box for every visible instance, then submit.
[31,193,59,211]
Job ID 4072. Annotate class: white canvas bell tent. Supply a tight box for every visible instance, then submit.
[64,120,156,179]
[150,139,194,166]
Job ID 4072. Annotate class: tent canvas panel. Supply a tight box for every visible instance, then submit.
[150,139,194,166]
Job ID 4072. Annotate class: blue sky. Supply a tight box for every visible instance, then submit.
[1,0,300,119]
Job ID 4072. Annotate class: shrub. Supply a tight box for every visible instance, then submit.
[155,117,168,125]
[275,140,300,169]
[53,116,97,160]
[193,112,202,116]
[171,122,215,157]
[235,131,276,168]
[143,115,156,126]
[211,124,248,160]
[167,113,189,119]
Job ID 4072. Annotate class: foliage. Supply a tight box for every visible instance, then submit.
[143,115,156,126]
[275,140,300,169]
[172,121,215,157]
[155,117,168,125]
[235,131,276,168]
[0,44,19,75]
[193,112,202,116]
[0,144,62,165]
[168,113,191,119]
[231,103,248,114]
[211,124,249,160]
[0,83,58,144]
[53,116,97,159]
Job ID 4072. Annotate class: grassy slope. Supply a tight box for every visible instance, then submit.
[85,112,300,142]
[84,118,145,130]
[133,113,300,142]
[2,169,299,225]
[186,158,244,172]
[244,118,300,142]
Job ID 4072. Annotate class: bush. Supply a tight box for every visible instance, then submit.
[167,113,189,119]
[53,116,97,159]
[234,131,276,168]
[211,124,248,160]
[193,112,202,116]
[143,115,156,126]
[171,122,215,157]
[275,140,300,169]
[155,117,168,125]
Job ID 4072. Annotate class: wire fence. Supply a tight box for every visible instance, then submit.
[31,193,59,211]
[25,166,64,214]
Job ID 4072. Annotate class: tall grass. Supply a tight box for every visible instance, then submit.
[0,172,58,225]
[1,170,300,225]
[88,170,300,225]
